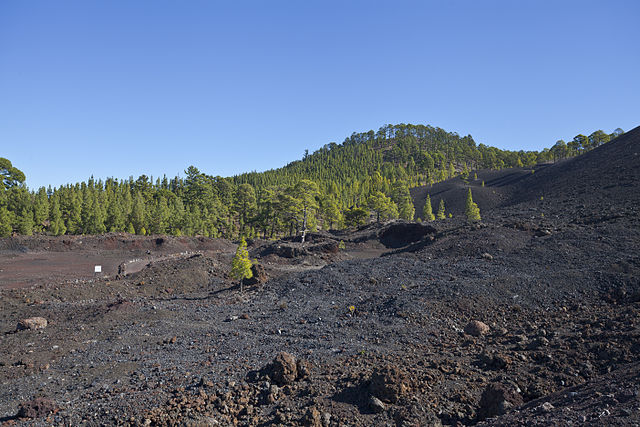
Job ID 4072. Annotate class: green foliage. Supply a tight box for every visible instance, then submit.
[391,181,414,220]
[230,238,253,291]
[1,124,621,237]
[0,206,13,237]
[126,222,135,234]
[368,191,397,222]
[344,207,369,227]
[33,187,49,232]
[49,195,66,236]
[465,188,481,222]
[0,158,26,189]
[235,183,257,236]
[423,194,435,221]
[18,208,34,235]
[436,199,446,220]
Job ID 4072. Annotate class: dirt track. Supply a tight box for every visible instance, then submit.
[0,127,639,426]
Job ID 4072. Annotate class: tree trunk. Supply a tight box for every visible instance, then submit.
[301,206,308,244]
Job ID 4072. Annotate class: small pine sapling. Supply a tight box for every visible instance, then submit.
[230,237,253,293]
[423,194,435,221]
[465,188,481,222]
[436,199,446,220]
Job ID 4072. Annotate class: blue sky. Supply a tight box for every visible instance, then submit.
[1,1,638,190]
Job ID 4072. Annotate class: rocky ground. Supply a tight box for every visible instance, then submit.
[1,127,639,426]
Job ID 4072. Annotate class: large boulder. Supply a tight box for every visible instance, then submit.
[266,352,298,386]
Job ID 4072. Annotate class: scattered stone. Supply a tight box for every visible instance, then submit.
[17,397,57,418]
[301,406,322,426]
[527,336,550,350]
[16,317,48,331]
[464,320,490,337]
[184,415,219,426]
[266,352,298,386]
[494,326,509,336]
[296,358,312,380]
[540,401,555,413]
[321,411,331,427]
[369,395,386,413]
[163,336,178,344]
[479,351,512,370]
[369,364,408,403]
[392,404,442,426]
[477,382,523,420]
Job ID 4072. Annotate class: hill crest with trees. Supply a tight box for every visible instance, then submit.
[0,124,624,238]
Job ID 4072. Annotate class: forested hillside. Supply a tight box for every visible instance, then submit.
[0,124,623,238]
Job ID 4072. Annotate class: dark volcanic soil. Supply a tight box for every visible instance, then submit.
[1,127,639,426]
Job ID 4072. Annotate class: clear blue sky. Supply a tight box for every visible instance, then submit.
[1,1,638,190]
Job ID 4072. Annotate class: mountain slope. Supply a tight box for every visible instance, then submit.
[409,125,639,221]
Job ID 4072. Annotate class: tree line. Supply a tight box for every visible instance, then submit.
[0,124,623,238]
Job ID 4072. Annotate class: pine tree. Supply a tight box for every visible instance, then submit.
[150,196,170,234]
[49,196,66,236]
[130,192,146,234]
[235,183,257,237]
[465,188,481,222]
[33,187,49,232]
[344,207,369,227]
[0,206,12,237]
[423,194,435,221]
[368,191,396,222]
[18,208,34,235]
[391,181,414,221]
[230,237,253,293]
[436,199,446,220]
[294,180,320,243]
[106,194,126,232]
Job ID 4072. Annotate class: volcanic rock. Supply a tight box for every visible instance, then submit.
[301,406,322,426]
[17,397,57,418]
[266,352,298,386]
[477,382,523,420]
[369,395,386,413]
[464,320,490,337]
[369,364,408,403]
[16,317,48,331]
[242,263,267,286]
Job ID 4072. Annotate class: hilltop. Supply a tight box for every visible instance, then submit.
[1,123,622,243]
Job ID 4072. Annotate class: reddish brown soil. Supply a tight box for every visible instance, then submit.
[0,235,234,289]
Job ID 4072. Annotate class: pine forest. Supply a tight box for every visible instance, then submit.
[0,123,623,238]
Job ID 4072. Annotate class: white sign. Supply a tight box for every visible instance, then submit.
[94,265,102,273]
